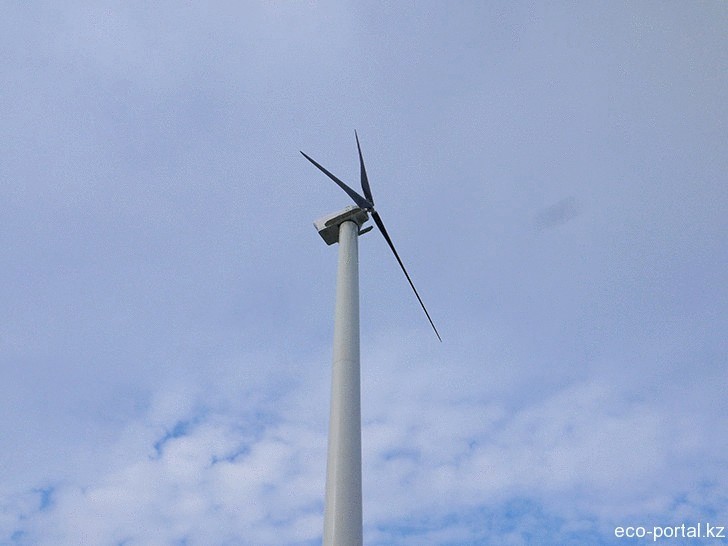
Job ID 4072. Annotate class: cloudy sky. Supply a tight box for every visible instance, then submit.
[1,2,726,545]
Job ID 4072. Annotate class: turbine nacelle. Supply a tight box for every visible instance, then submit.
[302,132,441,342]
[314,206,370,246]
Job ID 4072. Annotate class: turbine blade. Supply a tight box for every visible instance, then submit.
[355,131,373,205]
[300,151,373,210]
[371,211,442,342]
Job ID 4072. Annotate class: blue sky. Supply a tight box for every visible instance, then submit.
[1,2,726,545]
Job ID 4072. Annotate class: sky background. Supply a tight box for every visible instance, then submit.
[1,2,726,545]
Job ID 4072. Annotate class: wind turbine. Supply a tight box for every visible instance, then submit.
[303,132,440,546]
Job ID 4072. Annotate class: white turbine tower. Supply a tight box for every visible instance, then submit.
[303,132,440,546]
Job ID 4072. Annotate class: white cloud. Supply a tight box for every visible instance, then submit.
[4,333,725,544]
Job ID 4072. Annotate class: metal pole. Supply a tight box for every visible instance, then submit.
[323,219,363,546]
